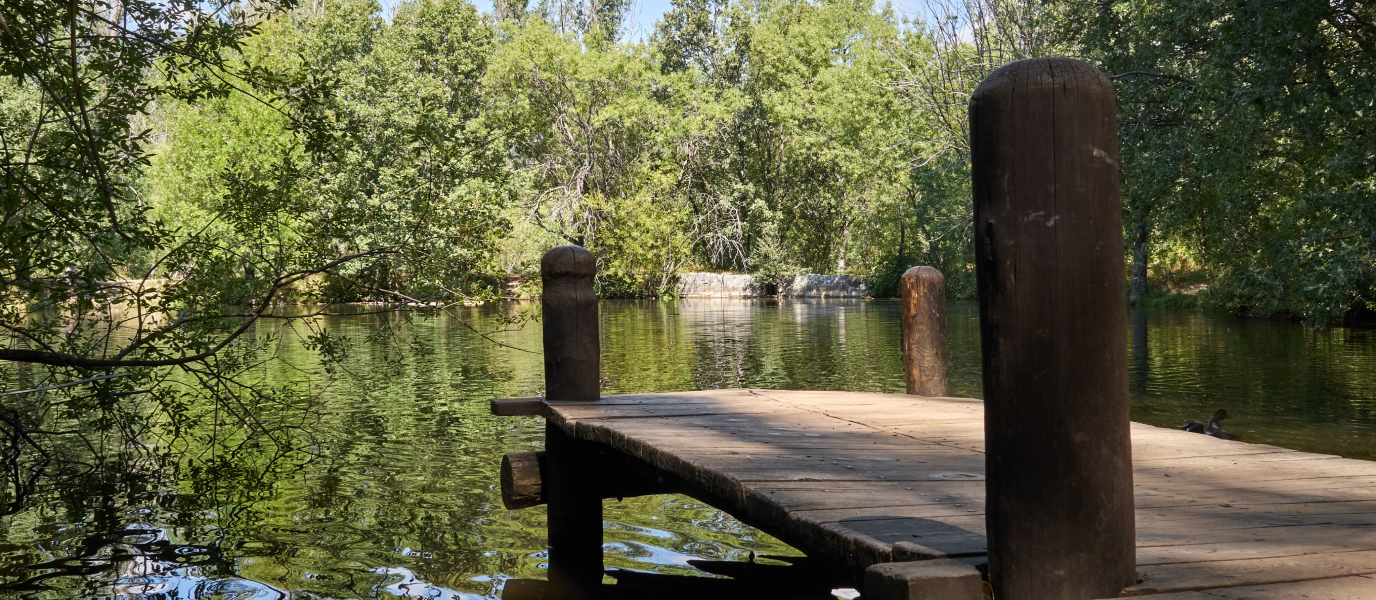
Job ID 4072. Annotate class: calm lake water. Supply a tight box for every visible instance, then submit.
[2,299,1375,598]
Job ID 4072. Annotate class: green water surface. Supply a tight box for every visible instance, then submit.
[1,299,1374,598]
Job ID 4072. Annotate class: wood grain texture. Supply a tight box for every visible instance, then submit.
[501,451,546,510]
[901,266,950,397]
[491,397,547,416]
[533,389,1376,597]
[970,57,1134,600]
[541,245,599,403]
[866,558,984,600]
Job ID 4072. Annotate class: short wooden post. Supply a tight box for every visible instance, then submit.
[542,245,599,403]
[970,58,1135,599]
[900,266,949,397]
[540,245,602,599]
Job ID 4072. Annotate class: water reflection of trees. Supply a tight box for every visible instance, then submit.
[0,307,546,598]
[640,298,908,393]
[7,301,1372,597]
[1127,308,1376,459]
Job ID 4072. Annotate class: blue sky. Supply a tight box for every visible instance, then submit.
[381,0,939,41]
[612,0,938,41]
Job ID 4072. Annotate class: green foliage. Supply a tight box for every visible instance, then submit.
[149,0,511,303]
[704,0,907,275]
[486,1,919,288]
[587,192,697,297]
[1062,0,1376,323]
[477,0,996,297]
[7,0,1372,507]
[0,0,516,492]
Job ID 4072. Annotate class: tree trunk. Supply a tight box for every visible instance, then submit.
[1130,223,1151,305]
[898,206,906,268]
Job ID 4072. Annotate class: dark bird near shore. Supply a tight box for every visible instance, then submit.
[1183,409,1235,439]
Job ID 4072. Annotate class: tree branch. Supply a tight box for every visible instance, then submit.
[0,248,398,369]
[1108,71,1196,85]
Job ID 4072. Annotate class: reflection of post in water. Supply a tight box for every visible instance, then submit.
[837,306,846,347]
[1131,308,1149,392]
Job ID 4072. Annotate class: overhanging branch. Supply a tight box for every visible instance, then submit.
[0,248,399,370]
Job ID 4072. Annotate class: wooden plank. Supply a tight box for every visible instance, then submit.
[567,412,875,430]
[1129,444,1304,462]
[491,397,545,416]
[1137,521,1376,548]
[835,517,986,555]
[1132,455,1349,476]
[756,482,985,512]
[574,427,897,448]
[1135,507,1376,538]
[1132,511,1376,552]
[596,390,764,403]
[1136,527,1376,566]
[553,406,784,419]
[1100,574,1376,599]
[792,502,988,524]
[1127,549,1376,595]
[1133,486,1376,509]
[666,446,977,461]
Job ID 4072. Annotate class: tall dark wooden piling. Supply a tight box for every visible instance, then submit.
[901,266,950,397]
[970,58,1135,599]
[540,245,603,598]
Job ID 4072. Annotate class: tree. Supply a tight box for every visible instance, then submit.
[0,0,511,496]
[652,0,910,276]
[880,0,1062,296]
[1062,0,1376,320]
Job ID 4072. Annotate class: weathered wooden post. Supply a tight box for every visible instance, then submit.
[540,245,602,599]
[543,245,600,403]
[900,266,949,397]
[970,58,1136,599]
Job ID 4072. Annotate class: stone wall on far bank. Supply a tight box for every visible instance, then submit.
[674,273,763,297]
[675,273,868,298]
[777,274,868,298]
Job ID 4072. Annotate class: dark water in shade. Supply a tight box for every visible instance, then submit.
[1,299,1374,598]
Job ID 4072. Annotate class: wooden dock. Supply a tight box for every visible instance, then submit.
[513,388,1376,599]
[505,61,1376,599]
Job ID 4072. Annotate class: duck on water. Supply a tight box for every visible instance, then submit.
[1183,409,1236,440]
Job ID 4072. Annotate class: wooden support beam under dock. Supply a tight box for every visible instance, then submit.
[508,388,1376,598]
